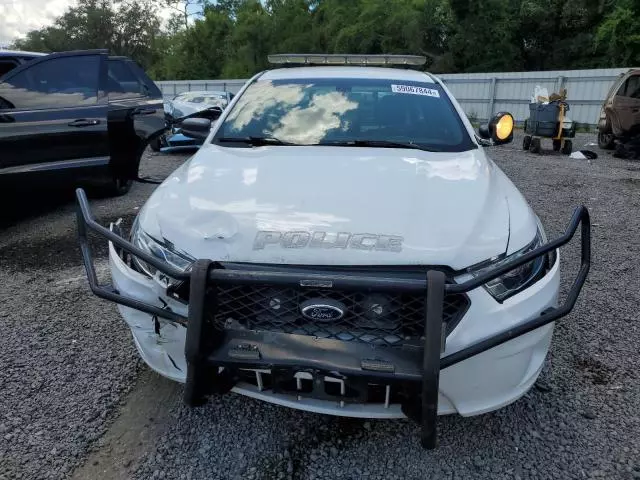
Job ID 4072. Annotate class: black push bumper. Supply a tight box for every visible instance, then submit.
[75,188,591,449]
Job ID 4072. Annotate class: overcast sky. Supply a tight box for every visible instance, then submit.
[0,0,75,45]
[0,0,183,47]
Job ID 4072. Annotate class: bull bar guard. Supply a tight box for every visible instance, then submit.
[75,188,591,449]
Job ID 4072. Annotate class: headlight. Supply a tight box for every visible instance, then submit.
[129,218,194,278]
[470,218,553,302]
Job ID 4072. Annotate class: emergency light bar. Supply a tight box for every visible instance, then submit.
[267,54,427,66]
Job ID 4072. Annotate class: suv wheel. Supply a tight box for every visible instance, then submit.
[149,136,165,152]
[598,131,615,150]
[107,176,134,197]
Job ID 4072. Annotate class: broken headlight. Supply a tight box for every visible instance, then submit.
[129,218,194,278]
[470,218,553,302]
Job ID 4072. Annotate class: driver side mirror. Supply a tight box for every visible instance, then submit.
[181,118,212,140]
[478,112,514,145]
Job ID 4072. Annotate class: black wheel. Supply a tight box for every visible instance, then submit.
[149,135,165,152]
[561,139,573,155]
[598,131,615,150]
[530,137,541,154]
[552,139,561,151]
[105,176,133,197]
[523,135,532,150]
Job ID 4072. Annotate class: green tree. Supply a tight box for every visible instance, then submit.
[596,0,640,66]
[11,0,638,80]
[12,0,161,68]
[222,0,273,77]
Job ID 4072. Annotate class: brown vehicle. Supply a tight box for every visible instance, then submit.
[598,69,640,149]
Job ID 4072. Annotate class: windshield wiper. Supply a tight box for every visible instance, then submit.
[217,136,297,146]
[318,139,435,151]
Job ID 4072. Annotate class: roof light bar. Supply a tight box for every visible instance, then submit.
[267,54,427,66]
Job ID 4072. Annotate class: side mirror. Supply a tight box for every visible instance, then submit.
[478,112,515,145]
[203,106,223,121]
[181,118,211,140]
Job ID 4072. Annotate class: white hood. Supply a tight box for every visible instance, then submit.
[138,144,536,270]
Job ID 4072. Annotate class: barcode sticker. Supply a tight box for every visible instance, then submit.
[391,84,440,98]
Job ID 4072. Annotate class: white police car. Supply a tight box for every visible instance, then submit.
[76,54,590,448]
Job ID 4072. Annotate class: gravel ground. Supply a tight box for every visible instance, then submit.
[1,134,639,480]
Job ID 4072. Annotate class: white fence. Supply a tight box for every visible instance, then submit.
[156,67,630,126]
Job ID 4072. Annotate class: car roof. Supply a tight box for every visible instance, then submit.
[0,49,46,58]
[259,66,436,83]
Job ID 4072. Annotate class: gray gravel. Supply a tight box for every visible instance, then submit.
[0,150,186,480]
[1,135,640,480]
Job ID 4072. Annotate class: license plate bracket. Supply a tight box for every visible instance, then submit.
[271,368,368,403]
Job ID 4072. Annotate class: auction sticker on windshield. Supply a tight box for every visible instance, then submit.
[391,84,440,98]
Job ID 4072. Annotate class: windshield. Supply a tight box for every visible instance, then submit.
[213,77,475,152]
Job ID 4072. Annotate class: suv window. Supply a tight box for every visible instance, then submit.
[0,55,99,110]
[626,75,640,99]
[127,61,162,98]
[618,75,640,98]
[214,78,474,152]
[0,59,19,78]
[107,59,146,99]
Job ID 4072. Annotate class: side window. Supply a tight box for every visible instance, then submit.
[127,61,162,98]
[0,55,99,110]
[107,60,145,99]
[627,75,640,99]
[0,59,19,78]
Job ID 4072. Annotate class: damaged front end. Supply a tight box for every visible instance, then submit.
[75,188,590,449]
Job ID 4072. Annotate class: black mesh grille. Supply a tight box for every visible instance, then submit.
[209,283,469,347]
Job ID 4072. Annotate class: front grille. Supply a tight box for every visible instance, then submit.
[210,283,469,347]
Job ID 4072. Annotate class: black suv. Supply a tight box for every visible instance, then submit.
[0,49,166,196]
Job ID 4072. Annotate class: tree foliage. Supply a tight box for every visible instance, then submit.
[11,0,640,79]
[12,0,162,69]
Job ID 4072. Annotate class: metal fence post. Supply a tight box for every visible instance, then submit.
[487,77,497,121]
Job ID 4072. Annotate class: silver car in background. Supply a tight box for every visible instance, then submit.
[165,90,234,119]
[152,90,235,151]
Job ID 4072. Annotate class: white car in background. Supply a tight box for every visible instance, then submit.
[76,54,590,449]
[151,90,235,151]
[164,90,234,119]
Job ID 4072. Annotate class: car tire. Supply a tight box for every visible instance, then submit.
[562,140,573,155]
[552,139,561,151]
[523,135,532,150]
[149,136,164,152]
[530,137,541,154]
[598,131,615,150]
[106,176,134,197]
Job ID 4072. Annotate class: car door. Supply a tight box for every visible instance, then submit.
[105,57,165,180]
[0,51,109,173]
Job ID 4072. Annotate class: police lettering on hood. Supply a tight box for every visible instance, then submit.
[252,230,404,252]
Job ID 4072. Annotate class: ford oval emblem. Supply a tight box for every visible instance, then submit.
[300,298,346,322]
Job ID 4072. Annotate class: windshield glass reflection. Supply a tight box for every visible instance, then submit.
[216,78,474,152]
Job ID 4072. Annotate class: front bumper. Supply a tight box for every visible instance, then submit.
[75,189,590,449]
